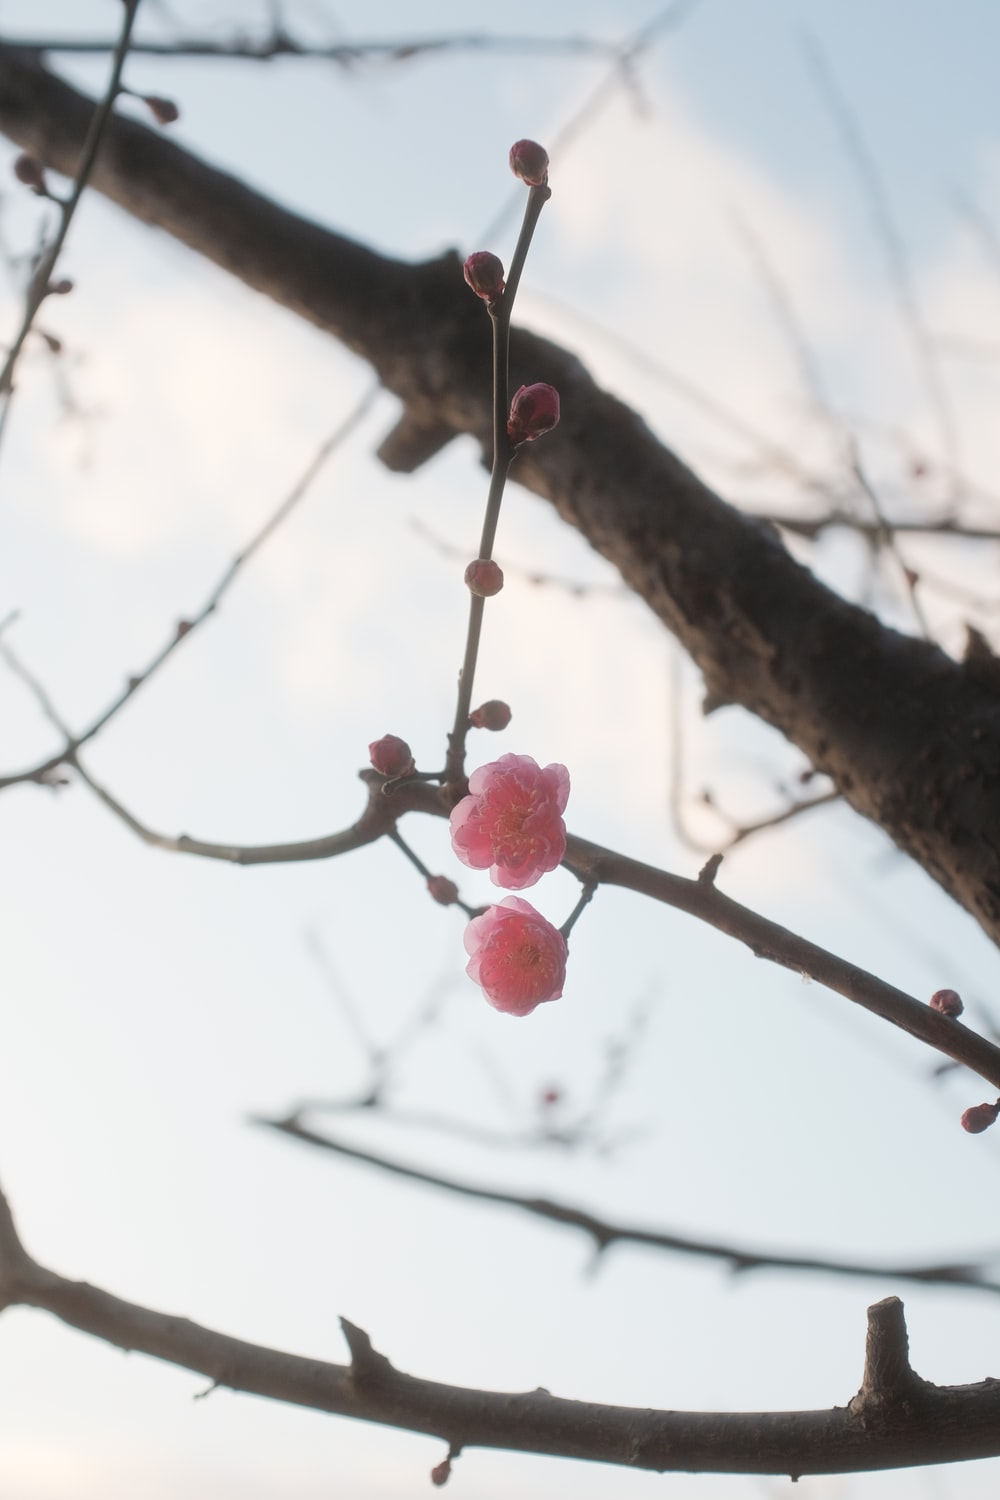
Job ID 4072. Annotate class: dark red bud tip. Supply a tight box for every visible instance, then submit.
[463,251,505,301]
[47,278,74,296]
[175,619,193,639]
[13,153,47,192]
[430,1458,452,1486]
[541,1086,561,1107]
[930,988,964,1017]
[144,95,180,125]
[509,139,549,187]
[469,699,512,731]
[961,1100,1000,1134]
[368,734,415,778]
[464,559,504,597]
[507,383,560,445]
[427,875,459,907]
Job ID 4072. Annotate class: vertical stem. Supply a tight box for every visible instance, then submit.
[445,182,551,786]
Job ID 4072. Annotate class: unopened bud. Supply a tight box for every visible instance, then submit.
[961,1100,1000,1134]
[930,988,964,1018]
[507,382,560,445]
[465,558,504,597]
[47,278,74,296]
[368,734,415,778]
[175,619,193,639]
[509,139,549,187]
[540,1086,561,1107]
[469,699,511,731]
[430,1458,452,1487]
[427,875,459,906]
[463,251,505,301]
[13,153,47,193]
[144,95,180,126]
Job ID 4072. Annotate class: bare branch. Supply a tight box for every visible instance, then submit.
[0,0,141,422]
[2,1176,1000,1475]
[0,387,379,790]
[262,1114,1000,1297]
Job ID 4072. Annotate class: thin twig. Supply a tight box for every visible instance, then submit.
[0,0,142,443]
[0,385,379,790]
[263,1114,1000,1297]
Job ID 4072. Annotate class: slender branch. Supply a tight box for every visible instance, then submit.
[0,30,637,65]
[0,388,378,790]
[261,1114,1000,1296]
[446,182,550,781]
[0,1,141,410]
[2,1179,1000,1475]
[750,512,1000,543]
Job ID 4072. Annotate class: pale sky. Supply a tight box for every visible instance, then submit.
[1,2,1000,1497]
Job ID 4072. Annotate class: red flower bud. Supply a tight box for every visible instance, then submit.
[509,139,549,187]
[47,278,74,296]
[465,559,504,597]
[175,619,193,639]
[469,699,512,731]
[368,734,415,778]
[930,988,964,1018]
[961,1100,1000,1134]
[507,383,560,445]
[430,1458,452,1486]
[463,251,505,301]
[427,875,459,906]
[144,94,180,126]
[13,153,47,193]
[540,1086,561,1107]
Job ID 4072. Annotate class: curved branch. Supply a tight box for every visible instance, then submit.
[1,1180,999,1476]
[262,1113,1000,1296]
[1,47,999,947]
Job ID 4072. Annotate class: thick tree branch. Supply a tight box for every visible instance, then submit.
[3,46,1000,949]
[262,1114,1000,1296]
[1,1179,1000,1476]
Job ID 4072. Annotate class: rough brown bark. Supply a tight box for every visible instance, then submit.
[3,44,1000,943]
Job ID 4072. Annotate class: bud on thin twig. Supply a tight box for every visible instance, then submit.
[509,139,549,187]
[368,734,415,778]
[469,699,511,731]
[930,988,964,1017]
[427,875,459,907]
[465,559,504,597]
[507,383,560,445]
[961,1100,1000,1134]
[143,94,180,125]
[13,153,47,193]
[463,251,505,301]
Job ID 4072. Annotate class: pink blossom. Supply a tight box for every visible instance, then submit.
[507,383,560,445]
[464,897,567,1015]
[450,753,569,889]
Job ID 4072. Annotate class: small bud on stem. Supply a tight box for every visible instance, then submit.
[507,383,560,445]
[509,139,549,187]
[368,734,416,778]
[464,558,504,597]
[463,251,505,301]
[469,700,512,731]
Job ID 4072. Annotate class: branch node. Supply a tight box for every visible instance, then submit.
[340,1316,393,1385]
[850,1297,928,1423]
